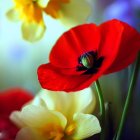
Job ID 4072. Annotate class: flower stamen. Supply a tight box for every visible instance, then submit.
[81,52,94,68]
[77,51,104,74]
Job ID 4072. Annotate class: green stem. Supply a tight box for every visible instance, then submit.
[114,53,140,140]
[95,80,105,140]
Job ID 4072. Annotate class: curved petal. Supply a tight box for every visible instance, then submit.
[38,63,93,91]
[21,21,46,42]
[10,111,27,128]
[11,104,67,130]
[34,89,69,108]
[34,88,95,117]
[72,113,101,139]
[105,21,140,74]
[72,88,96,114]
[7,8,21,21]
[59,0,91,28]
[34,89,72,116]
[15,127,45,140]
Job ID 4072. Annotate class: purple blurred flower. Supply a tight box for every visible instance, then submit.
[103,0,140,29]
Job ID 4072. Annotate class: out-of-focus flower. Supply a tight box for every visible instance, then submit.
[0,88,33,140]
[10,88,101,140]
[103,0,135,26]
[103,0,140,29]
[7,0,91,42]
[37,19,140,92]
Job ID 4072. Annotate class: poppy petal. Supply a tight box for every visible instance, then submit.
[105,21,140,74]
[92,19,124,76]
[50,24,100,68]
[0,88,33,140]
[0,88,33,115]
[38,63,94,91]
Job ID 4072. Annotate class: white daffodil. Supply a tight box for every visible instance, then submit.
[7,0,91,42]
[10,88,101,140]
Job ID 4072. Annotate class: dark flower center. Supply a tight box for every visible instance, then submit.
[80,52,94,69]
[77,51,104,74]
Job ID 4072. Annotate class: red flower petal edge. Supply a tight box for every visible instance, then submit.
[37,19,140,92]
[0,88,33,140]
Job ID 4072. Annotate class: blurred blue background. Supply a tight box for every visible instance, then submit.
[0,0,140,139]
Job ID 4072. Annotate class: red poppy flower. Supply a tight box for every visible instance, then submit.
[0,88,33,140]
[37,19,140,92]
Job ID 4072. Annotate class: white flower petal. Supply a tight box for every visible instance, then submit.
[13,105,49,127]
[21,21,46,42]
[72,113,101,139]
[71,88,96,114]
[10,111,27,128]
[31,94,48,108]
[36,89,70,114]
[15,127,45,140]
[36,88,95,118]
[59,0,91,28]
[7,8,20,21]
[37,0,49,8]
[51,111,67,129]
[12,104,67,129]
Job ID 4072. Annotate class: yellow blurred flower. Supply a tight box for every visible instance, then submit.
[10,88,101,140]
[7,0,91,42]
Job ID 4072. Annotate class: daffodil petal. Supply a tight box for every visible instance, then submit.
[7,8,20,21]
[21,21,46,42]
[31,94,48,108]
[72,113,101,139]
[59,0,91,28]
[10,111,27,128]
[51,111,67,129]
[35,88,95,118]
[38,0,49,8]
[71,88,96,114]
[35,89,70,115]
[15,127,45,140]
[13,105,49,127]
[12,104,67,129]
